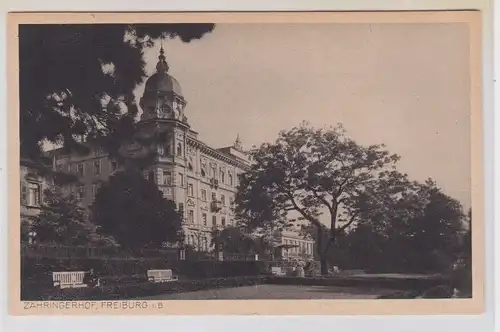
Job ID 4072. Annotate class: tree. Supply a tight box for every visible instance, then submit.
[329,179,466,273]
[29,189,118,246]
[20,24,215,172]
[235,122,410,274]
[91,170,182,250]
[210,226,255,254]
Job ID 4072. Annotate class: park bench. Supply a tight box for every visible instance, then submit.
[147,269,178,283]
[52,271,88,289]
[271,267,286,276]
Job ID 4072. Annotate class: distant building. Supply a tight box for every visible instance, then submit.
[20,158,54,241]
[47,47,314,254]
[273,230,315,260]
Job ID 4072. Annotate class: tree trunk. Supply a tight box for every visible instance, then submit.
[315,226,326,274]
[320,231,336,276]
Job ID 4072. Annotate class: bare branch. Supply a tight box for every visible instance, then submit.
[338,211,362,231]
[287,192,322,228]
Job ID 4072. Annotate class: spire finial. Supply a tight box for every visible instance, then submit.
[234,133,243,150]
[156,38,169,73]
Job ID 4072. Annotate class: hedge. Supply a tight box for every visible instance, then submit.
[22,276,268,301]
[22,256,170,279]
[266,275,449,291]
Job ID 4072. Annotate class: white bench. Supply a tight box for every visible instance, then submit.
[147,269,178,283]
[52,271,88,289]
[271,267,286,276]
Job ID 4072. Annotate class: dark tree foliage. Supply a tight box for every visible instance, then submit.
[29,189,118,246]
[301,179,467,274]
[91,170,182,250]
[19,23,215,172]
[210,226,274,255]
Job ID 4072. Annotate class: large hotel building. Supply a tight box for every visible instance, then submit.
[25,47,315,259]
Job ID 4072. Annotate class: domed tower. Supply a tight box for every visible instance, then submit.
[139,46,188,123]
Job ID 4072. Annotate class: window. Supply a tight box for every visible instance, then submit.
[188,210,194,223]
[179,173,184,187]
[221,195,225,206]
[201,189,207,201]
[222,217,226,227]
[229,197,234,206]
[93,160,101,175]
[92,183,99,199]
[210,165,216,178]
[177,143,182,156]
[76,185,86,200]
[188,162,193,172]
[163,171,172,185]
[212,215,217,226]
[220,170,225,183]
[212,192,216,201]
[158,145,165,156]
[229,173,233,186]
[77,163,84,177]
[201,168,206,177]
[178,203,184,212]
[188,183,194,196]
[110,161,117,172]
[27,182,41,206]
[202,213,207,226]
[203,237,208,251]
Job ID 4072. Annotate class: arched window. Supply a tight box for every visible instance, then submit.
[228,172,233,186]
[220,169,225,183]
[177,143,182,156]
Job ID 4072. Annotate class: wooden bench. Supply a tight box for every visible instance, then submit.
[52,271,88,289]
[147,269,178,283]
[271,267,286,276]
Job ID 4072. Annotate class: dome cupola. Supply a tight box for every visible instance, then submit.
[140,44,187,123]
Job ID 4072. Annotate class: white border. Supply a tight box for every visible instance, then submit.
[0,0,494,331]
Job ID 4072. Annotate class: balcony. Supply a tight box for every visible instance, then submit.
[210,200,222,213]
[209,178,219,189]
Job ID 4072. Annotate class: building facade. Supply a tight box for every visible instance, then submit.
[20,159,54,224]
[48,47,314,254]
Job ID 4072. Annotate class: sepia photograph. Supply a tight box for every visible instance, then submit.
[7,11,484,315]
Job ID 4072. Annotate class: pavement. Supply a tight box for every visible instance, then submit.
[138,284,391,300]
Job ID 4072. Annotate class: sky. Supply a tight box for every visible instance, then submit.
[134,23,471,209]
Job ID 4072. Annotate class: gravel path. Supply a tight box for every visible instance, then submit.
[138,284,390,300]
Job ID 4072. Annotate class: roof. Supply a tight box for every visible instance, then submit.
[144,72,183,97]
